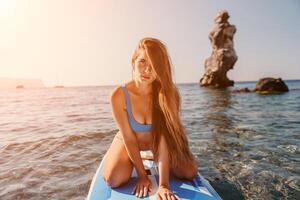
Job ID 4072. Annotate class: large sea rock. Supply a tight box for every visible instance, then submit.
[200,10,238,88]
[255,78,289,94]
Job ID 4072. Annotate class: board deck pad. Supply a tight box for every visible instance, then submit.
[87,156,222,200]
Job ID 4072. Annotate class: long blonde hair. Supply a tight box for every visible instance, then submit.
[132,38,194,168]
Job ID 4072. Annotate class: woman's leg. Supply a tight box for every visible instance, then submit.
[102,132,133,188]
[171,158,198,181]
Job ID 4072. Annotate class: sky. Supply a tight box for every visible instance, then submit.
[0,0,299,87]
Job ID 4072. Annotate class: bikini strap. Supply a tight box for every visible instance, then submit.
[121,85,133,117]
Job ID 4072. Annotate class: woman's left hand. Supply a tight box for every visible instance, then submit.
[156,185,180,200]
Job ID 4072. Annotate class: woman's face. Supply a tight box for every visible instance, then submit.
[133,50,157,84]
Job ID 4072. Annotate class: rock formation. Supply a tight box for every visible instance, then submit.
[233,87,252,93]
[255,77,289,93]
[200,10,238,88]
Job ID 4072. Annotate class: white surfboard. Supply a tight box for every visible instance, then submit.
[87,152,222,200]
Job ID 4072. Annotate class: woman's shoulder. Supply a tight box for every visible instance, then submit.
[110,81,132,105]
[109,86,125,111]
[110,85,124,102]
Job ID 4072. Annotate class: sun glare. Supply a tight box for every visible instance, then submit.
[0,0,17,17]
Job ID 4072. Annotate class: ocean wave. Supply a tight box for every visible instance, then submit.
[0,130,116,200]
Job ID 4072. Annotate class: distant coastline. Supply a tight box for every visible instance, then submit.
[0,77,45,89]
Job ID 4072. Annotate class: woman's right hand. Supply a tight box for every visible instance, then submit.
[132,175,152,198]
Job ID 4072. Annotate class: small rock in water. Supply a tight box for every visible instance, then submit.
[255,77,289,94]
[233,87,252,93]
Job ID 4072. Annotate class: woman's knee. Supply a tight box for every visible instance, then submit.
[101,152,133,188]
[101,132,133,187]
[102,157,132,188]
[103,170,130,188]
[173,160,198,180]
[186,162,198,180]
[103,174,120,188]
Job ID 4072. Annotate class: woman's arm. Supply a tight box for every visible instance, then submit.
[157,135,179,200]
[157,135,170,188]
[110,87,147,178]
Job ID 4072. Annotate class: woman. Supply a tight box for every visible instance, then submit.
[102,37,198,199]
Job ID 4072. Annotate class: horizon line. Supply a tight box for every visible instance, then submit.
[39,79,300,88]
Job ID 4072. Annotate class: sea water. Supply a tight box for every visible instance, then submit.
[0,81,299,199]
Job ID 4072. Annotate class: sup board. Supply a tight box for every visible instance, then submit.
[87,152,222,200]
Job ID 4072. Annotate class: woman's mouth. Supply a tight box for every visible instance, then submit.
[141,75,150,79]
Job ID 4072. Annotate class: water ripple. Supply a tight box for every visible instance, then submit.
[0,83,299,199]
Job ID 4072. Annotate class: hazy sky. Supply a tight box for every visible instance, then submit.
[1,0,299,86]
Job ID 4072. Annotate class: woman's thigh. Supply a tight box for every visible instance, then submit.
[102,132,133,188]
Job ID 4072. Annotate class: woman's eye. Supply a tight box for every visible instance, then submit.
[139,59,145,63]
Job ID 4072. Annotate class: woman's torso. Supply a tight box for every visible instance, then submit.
[118,81,153,151]
[116,131,152,151]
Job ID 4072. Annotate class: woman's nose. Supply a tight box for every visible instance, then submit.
[144,65,151,73]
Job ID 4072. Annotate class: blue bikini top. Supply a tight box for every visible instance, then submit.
[121,85,152,133]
